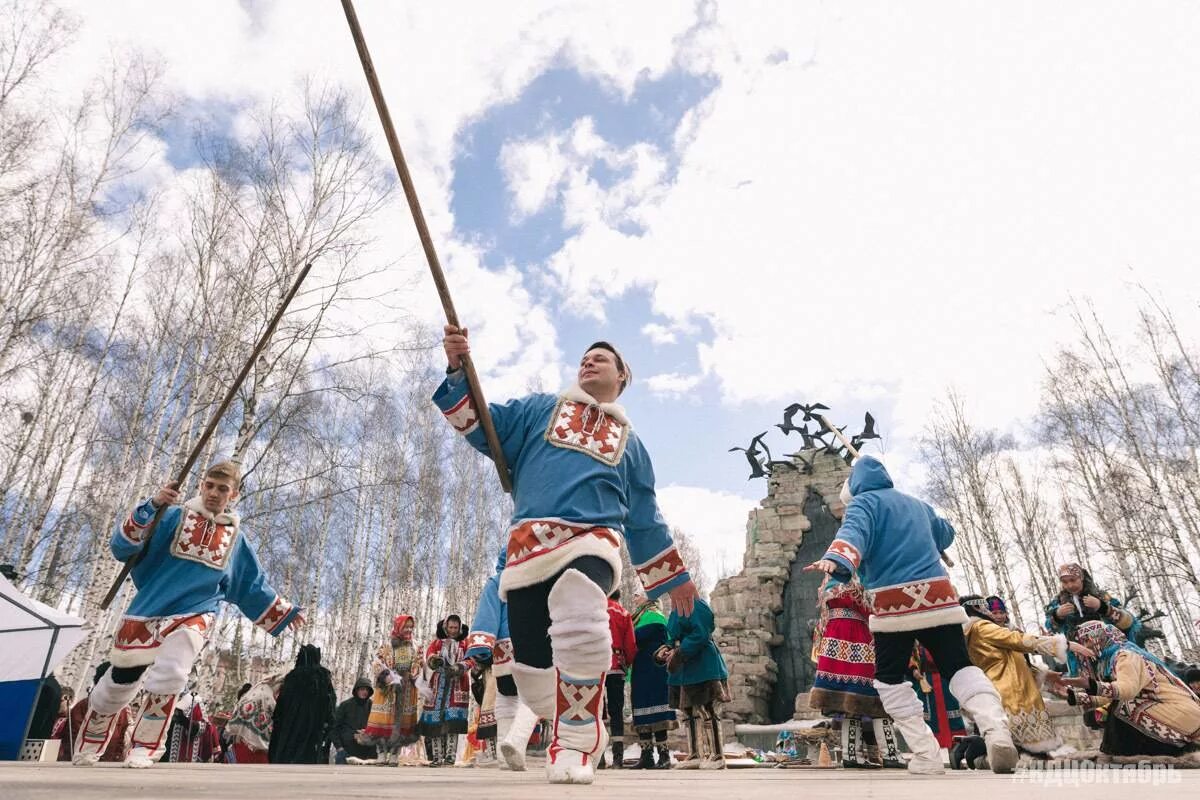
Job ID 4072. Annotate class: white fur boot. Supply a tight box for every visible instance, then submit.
[545,569,611,785]
[874,679,944,775]
[950,667,1018,774]
[505,665,554,772]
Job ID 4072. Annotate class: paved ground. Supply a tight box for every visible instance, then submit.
[2,762,1197,800]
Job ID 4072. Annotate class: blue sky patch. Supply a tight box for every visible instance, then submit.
[449,64,718,272]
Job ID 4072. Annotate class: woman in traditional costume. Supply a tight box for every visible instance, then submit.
[420,614,471,766]
[1060,620,1200,757]
[960,595,1078,756]
[1045,563,1140,675]
[363,614,423,765]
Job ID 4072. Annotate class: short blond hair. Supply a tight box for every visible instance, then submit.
[204,460,241,489]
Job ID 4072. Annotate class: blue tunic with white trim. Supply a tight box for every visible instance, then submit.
[433,373,689,599]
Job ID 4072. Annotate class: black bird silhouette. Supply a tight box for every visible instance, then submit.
[797,402,830,423]
[777,404,810,436]
[729,431,771,480]
[860,412,879,441]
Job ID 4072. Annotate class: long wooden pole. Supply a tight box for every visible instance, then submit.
[817,413,955,567]
[339,0,512,493]
[100,262,315,610]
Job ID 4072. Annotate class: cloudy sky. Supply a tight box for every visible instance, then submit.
[52,1,1200,586]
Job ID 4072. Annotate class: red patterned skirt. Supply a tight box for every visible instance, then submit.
[808,589,885,718]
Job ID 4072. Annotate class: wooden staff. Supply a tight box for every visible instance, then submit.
[817,413,955,568]
[339,0,512,493]
[100,262,314,610]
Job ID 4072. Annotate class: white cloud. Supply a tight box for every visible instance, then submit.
[49,0,705,399]
[644,371,705,398]
[641,322,677,345]
[520,0,1200,453]
[656,485,756,591]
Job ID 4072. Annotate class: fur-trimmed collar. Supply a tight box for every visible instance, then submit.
[183,496,239,527]
[559,384,631,427]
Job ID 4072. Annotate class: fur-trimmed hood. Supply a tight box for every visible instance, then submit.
[435,616,469,642]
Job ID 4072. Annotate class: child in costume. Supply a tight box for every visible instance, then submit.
[75,462,302,768]
[436,328,699,785]
[659,597,729,770]
[810,574,903,768]
[629,592,676,769]
[806,456,1017,775]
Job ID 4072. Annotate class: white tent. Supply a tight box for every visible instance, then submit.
[0,576,84,759]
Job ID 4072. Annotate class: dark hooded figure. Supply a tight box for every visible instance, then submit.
[331,677,376,763]
[269,644,337,764]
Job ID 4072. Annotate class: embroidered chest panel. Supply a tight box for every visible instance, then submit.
[170,511,238,570]
[544,398,629,466]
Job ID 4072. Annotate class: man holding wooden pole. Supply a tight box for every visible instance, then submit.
[74,462,303,769]
[435,331,699,784]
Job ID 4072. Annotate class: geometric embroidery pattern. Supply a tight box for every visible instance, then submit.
[827,607,868,623]
[494,637,514,667]
[544,398,628,466]
[118,513,151,546]
[443,394,479,436]
[465,632,495,653]
[170,510,238,570]
[635,546,688,593]
[1008,708,1056,747]
[253,596,294,634]
[76,708,118,755]
[131,692,177,753]
[818,639,875,664]
[506,518,621,568]
[114,613,211,655]
[814,669,875,689]
[826,540,862,570]
[869,577,960,619]
[557,678,602,724]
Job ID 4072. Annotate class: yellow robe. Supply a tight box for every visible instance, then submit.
[1079,651,1200,748]
[963,618,1065,753]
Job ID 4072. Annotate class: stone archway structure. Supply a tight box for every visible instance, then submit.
[709,450,850,724]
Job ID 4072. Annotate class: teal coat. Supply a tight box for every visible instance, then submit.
[665,599,728,687]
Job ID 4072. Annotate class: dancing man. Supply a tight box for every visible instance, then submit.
[75,461,302,768]
[805,456,1017,774]
[436,328,698,784]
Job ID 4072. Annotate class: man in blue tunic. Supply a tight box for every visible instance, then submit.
[464,556,540,770]
[437,327,698,784]
[806,456,1016,775]
[75,461,303,768]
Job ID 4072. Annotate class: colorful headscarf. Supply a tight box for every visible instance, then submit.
[1073,620,1172,681]
[391,614,414,639]
[1058,563,1084,581]
[985,596,1007,615]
